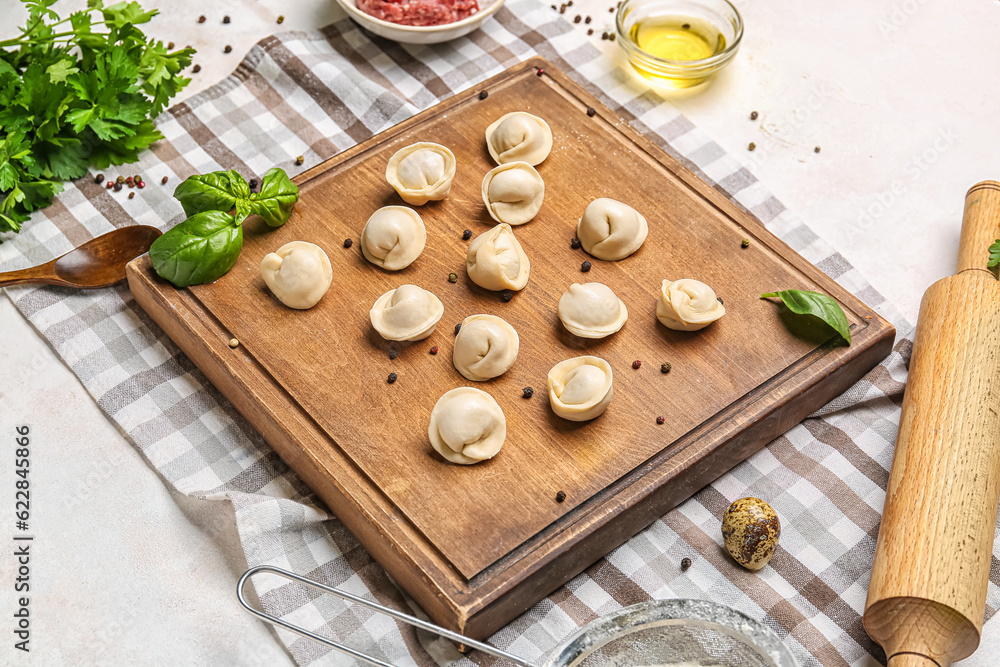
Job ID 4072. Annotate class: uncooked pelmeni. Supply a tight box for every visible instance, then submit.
[360,206,426,271]
[370,284,444,341]
[453,314,519,381]
[547,356,614,421]
[485,111,553,166]
[656,278,726,331]
[557,283,628,339]
[385,142,456,206]
[428,387,507,465]
[481,161,545,225]
[466,223,531,291]
[577,198,649,261]
[260,241,333,309]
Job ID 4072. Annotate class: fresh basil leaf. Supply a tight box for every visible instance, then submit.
[988,240,1000,269]
[760,289,851,346]
[248,167,298,227]
[172,169,249,217]
[149,210,243,287]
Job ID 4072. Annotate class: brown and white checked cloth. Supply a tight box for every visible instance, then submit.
[1,2,997,665]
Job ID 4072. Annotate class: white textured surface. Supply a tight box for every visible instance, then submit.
[0,0,997,663]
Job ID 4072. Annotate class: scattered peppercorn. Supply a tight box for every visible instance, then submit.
[106,181,113,189]
[610,33,616,41]
[587,28,593,35]
[571,237,581,249]
[555,490,567,503]
[295,155,304,165]
[748,142,756,151]
[454,323,462,335]
[479,90,489,100]
[586,107,596,117]
[750,110,758,120]
[113,182,122,192]
[198,15,206,23]
[682,23,690,29]
[128,192,135,199]
[632,360,642,369]
[581,260,592,272]
[448,272,459,283]
[343,238,353,248]
[430,346,439,355]
[522,386,534,399]
[276,15,285,24]
[585,15,592,23]
[536,67,544,76]
[224,45,233,54]
[551,4,557,9]
[741,238,750,248]
[137,181,145,189]
[559,3,566,12]
[249,178,259,191]
[656,416,665,425]
[567,0,573,6]
[661,362,672,373]
[229,338,240,348]
[814,146,821,153]
[389,349,398,360]
[161,176,169,185]
[116,175,125,184]
[387,372,398,384]
[574,15,581,23]
[601,31,609,40]
[223,15,231,24]
[94,174,104,184]
[462,229,472,240]
[192,64,202,73]
[608,8,613,13]
[681,557,692,571]
[167,42,175,49]
[501,290,513,302]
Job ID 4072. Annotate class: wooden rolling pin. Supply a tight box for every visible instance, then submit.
[865,181,1000,666]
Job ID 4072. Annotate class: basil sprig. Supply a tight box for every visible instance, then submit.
[150,167,299,287]
[760,289,851,346]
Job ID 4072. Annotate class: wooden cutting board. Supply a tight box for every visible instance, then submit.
[127,57,895,639]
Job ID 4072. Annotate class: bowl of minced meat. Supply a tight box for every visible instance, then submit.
[336,0,506,43]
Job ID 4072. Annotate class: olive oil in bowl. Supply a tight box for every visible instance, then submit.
[628,17,726,63]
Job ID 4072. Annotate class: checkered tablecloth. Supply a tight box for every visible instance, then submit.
[2,1,995,665]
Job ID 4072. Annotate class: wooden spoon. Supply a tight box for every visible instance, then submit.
[0,226,161,289]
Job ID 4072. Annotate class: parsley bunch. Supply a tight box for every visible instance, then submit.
[0,0,195,234]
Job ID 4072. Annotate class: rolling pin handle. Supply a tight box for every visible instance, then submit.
[957,180,1000,275]
[887,653,941,667]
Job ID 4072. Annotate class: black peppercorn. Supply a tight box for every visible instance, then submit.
[167,42,174,50]
[387,372,398,384]
[479,90,488,100]
[501,290,513,302]
[454,323,462,335]
[586,107,596,117]
[610,33,616,41]
[343,238,353,248]
[161,176,169,185]
[741,238,750,248]
[462,229,472,240]
[448,272,458,283]
[574,15,581,23]
[113,182,122,192]
[223,15,231,24]
[555,490,566,503]
[681,557,692,571]
[748,142,756,151]
[585,15,592,23]
[192,64,201,73]
[571,237,581,249]
[587,28,593,35]
[559,4,566,13]
[430,346,439,355]
[295,155,304,165]
[224,45,232,54]
[814,146,822,153]
[661,362,672,373]
[389,349,398,360]
[249,178,258,191]
[581,260,592,272]
[94,174,104,184]
[632,360,642,369]
[522,386,534,399]
[198,15,206,23]
[656,416,665,425]
[277,15,285,24]
[750,110,758,120]
[128,192,135,199]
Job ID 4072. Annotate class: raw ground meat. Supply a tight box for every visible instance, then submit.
[357,0,480,26]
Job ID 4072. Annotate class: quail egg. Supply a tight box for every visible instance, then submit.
[721,497,780,571]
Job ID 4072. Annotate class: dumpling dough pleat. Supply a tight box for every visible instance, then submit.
[656,278,726,331]
[466,223,531,291]
[260,241,333,310]
[360,206,426,271]
[453,314,519,381]
[557,282,628,338]
[577,198,648,261]
[485,112,553,166]
[481,161,544,225]
[547,356,614,421]
[429,387,507,465]
[370,284,444,341]
[385,142,456,206]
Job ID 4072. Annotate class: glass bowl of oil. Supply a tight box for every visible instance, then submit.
[616,0,743,89]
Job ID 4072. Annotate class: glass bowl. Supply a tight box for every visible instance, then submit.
[615,0,743,89]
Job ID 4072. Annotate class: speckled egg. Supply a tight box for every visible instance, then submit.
[721,497,781,571]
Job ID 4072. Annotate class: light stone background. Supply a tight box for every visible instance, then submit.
[0,0,997,664]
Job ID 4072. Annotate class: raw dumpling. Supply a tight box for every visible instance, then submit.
[481,162,544,225]
[260,241,333,309]
[577,198,649,261]
[370,284,444,341]
[466,223,531,291]
[360,206,426,271]
[385,142,456,206]
[656,278,726,331]
[429,387,506,465]
[485,111,553,166]
[547,356,614,421]
[453,314,519,381]
[558,283,628,338]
